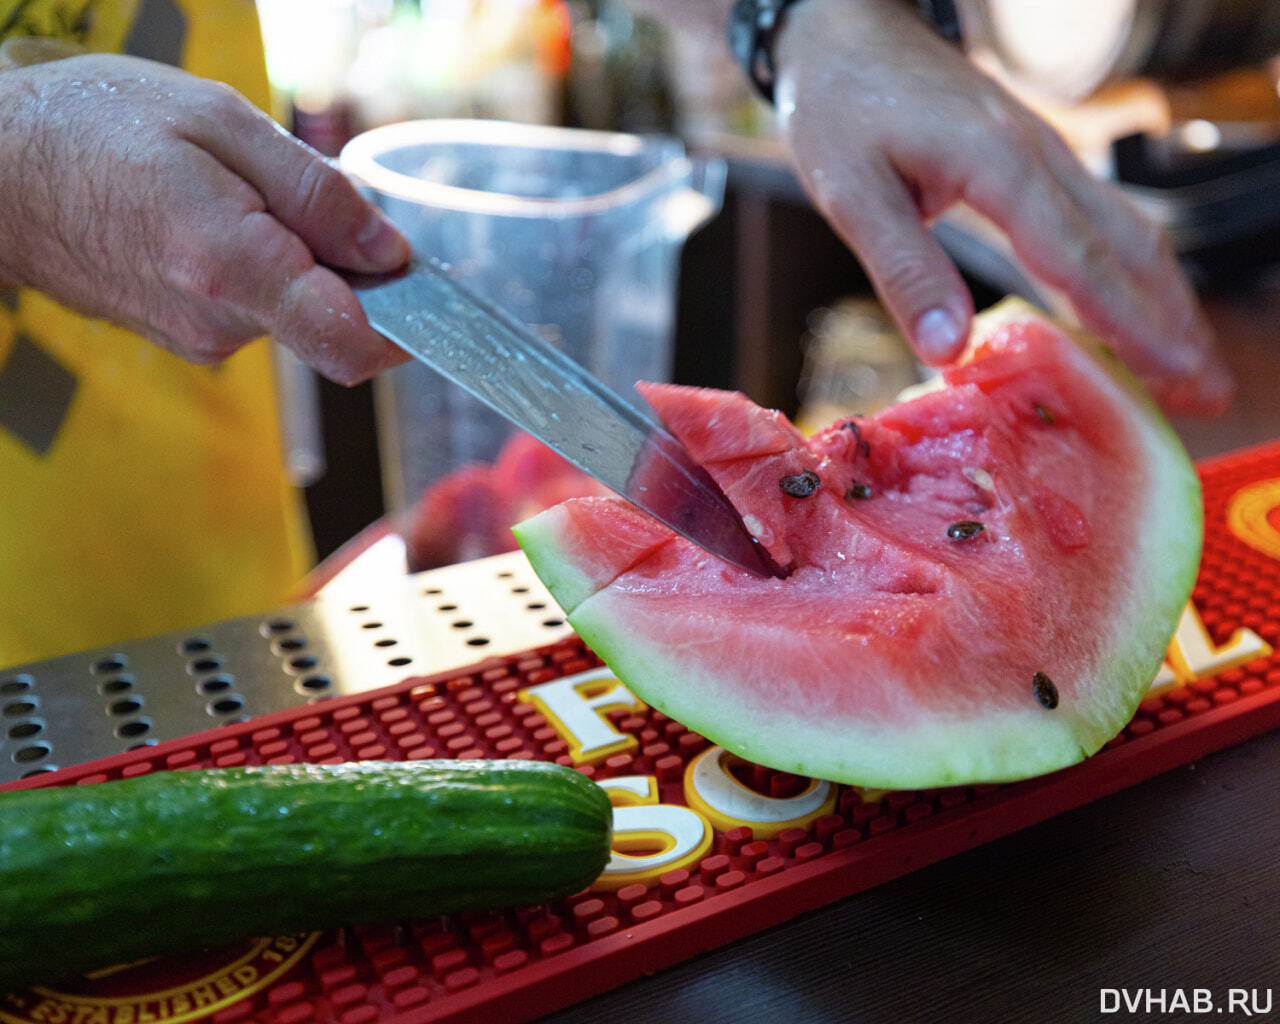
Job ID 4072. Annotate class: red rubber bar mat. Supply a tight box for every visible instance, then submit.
[5,440,1280,1024]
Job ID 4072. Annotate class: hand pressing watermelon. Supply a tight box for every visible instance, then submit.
[514,300,1202,788]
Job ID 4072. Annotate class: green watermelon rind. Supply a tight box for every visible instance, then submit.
[515,301,1202,787]
[510,543,599,614]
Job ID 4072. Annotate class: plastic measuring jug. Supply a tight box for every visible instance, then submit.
[340,118,725,564]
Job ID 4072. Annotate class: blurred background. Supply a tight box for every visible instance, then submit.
[253,1,1280,560]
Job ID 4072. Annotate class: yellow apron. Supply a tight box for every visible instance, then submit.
[0,0,313,667]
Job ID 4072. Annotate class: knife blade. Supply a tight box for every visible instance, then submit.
[344,257,786,579]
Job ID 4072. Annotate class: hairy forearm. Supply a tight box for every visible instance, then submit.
[0,38,100,292]
[0,68,55,293]
[0,59,166,308]
[0,51,411,383]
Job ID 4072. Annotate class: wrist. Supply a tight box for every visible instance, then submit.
[729,0,962,103]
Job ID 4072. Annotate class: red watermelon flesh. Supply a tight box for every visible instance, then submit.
[404,432,610,570]
[514,300,1202,788]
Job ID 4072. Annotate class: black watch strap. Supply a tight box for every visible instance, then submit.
[727,0,806,105]
[729,0,963,105]
[918,0,962,43]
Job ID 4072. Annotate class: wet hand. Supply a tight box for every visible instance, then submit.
[772,0,1232,415]
[0,53,410,385]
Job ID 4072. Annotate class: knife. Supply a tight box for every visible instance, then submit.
[344,256,786,579]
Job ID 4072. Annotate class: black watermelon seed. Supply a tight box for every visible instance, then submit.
[846,482,871,500]
[946,520,984,541]
[841,421,871,457]
[1033,671,1059,709]
[780,470,822,498]
[1034,402,1056,424]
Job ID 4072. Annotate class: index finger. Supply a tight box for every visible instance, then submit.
[180,83,409,274]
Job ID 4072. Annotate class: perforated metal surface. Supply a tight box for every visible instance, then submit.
[0,550,572,784]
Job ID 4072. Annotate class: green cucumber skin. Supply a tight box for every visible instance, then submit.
[0,759,612,989]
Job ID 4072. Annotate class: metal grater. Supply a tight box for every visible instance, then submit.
[0,551,573,784]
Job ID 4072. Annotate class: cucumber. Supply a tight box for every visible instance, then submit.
[0,759,612,988]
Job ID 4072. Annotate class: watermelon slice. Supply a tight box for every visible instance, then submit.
[513,300,1202,788]
[404,432,610,570]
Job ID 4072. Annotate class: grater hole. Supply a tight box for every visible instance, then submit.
[0,675,33,695]
[198,675,234,694]
[92,656,127,675]
[116,719,151,739]
[272,636,307,654]
[374,638,398,648]
[109,697,143,716]
[188,657,222,675]
[287,656,319,673]
[180,637,213,655]
[13,742,50,763]
[208,695,245,716]
[542,618,566,628]
[349,604,370,612]
[361,621,384,630]
[99,676,133,694]
[451,620,474,630]
[437,603,458,612]
[297,674,332,692]
[3,700,37,717]
[466,637,491,648]
[526,602,547,611]
[388,657,413,668]
[261,618,295,637]
[21,766,58,778]
[8,720,42,739]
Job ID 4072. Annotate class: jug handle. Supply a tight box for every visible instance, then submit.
[661,156,728,240]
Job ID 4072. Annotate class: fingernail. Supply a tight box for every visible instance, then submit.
[357,211,409,267]
[913,306,964,364]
